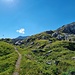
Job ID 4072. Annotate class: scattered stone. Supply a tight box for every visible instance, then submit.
[54,60,60,65]
[15,41,21,45]
[42,36,47,39]
[45,50,52,56]
[72,57,75,60]
[48,50,52,53]
[49,41,52,43]
[56,22,75,34]
[30,42,34,45]
[52,32,58,37]
[39,44,46,48]
[26,38,30,42]
[32,50,38,53]
[56,34,64,40]
[46,60,52,65]
[39,50,45,52]
[45,30,54,34]
[32,49,45,53]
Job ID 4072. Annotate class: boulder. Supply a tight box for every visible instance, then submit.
[57,22,75,34]
[49,41,52,43]
[26,38,31,42]
[45,30,54,34]
[56,34,64,40]
[52,32,58,37]
[42,36,47,39]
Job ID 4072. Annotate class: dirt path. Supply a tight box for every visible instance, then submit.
[13,47,22,75]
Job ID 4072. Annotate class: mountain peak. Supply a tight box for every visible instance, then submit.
[16,36,29,40]
[57,22,75,34]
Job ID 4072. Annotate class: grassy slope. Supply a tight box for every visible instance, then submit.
[1,32,75,75]
[0,42,18,75]
[19,32,75,75]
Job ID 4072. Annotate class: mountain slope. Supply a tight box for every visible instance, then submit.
[0,42,18,75]
[16,36,29,40]
[17,22,75,75]
[1,22,75,75]
[20,40,75,75]
[56,22,75,34]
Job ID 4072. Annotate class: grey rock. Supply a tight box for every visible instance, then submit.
[72,57,75,60]
[57,22,75,34]
[45,30,54,34]
[39,50,45,52]
[52,32,58,37]
[26,38,30,42]
[54,60,60,65]
[45,50,52,56]
[30,42,34,45]
[46,61,52,65]
[32,50,38,53]
[49,41,52,43]
[15,40,24,45]
[39,44,46,48]
[48,50,52,53]
[56,34,64,40]
[42,36,47,39]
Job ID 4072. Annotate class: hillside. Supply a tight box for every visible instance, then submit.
[0,42,18,75]
[16,36,29,40]
[0,22,75,75]
[19,40,75,75]
[16,22,75,75]
[56,22,75,34]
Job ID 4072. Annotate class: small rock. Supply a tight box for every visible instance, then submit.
[42,36,47,39]
[26,38,30,42]
[30,42,34,45]
[32,50,38,53]
[46,61,52,65]
[48,50,52,53]
[45,50,52,56]
[39,50,45,52]
[54,60,60,65]
[72,57,75,60]
[49,41,52,43]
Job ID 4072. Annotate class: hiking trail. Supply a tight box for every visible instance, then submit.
[13,47,22,75]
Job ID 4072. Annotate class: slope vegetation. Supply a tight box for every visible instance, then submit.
[19,32,75,75]
[1,22,75,75]
[0,42,18,75]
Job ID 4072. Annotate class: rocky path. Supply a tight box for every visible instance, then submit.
[13,47,22,75]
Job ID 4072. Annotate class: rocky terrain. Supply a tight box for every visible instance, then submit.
[57,22,75,34]
[0,22,75,75]
[16,22,75,75]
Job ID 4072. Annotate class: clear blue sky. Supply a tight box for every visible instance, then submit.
[0,0,75,38]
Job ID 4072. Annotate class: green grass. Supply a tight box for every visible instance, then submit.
[1,34,75,75]
[19,40,75,75]
[0,42,18,75]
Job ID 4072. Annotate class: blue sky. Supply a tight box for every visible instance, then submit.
[0,0,75,38]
